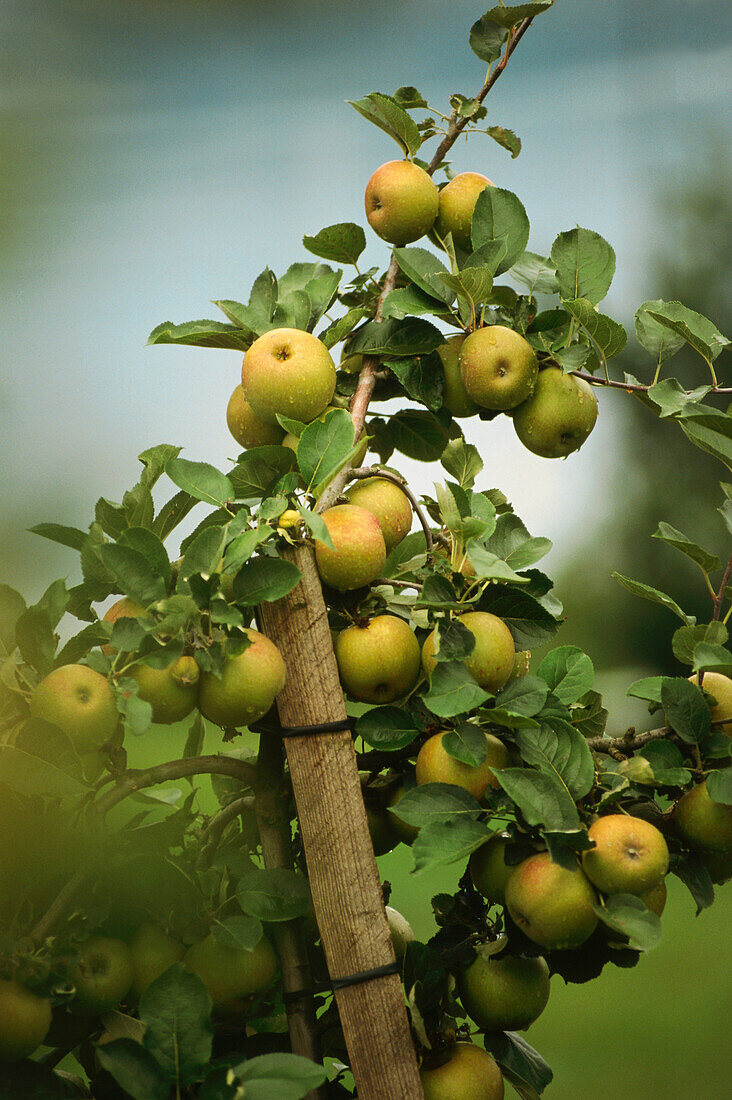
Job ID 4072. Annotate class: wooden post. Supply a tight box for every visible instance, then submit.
[258,543,424,1100]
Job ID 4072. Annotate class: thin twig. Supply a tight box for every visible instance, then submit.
[573,371,732,397]
[713,553,732,621]
[196,795,256,868]
[587,717,730,755]
[348,465,434,551]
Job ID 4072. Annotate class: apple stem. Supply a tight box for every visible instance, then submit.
[348,465,435,552]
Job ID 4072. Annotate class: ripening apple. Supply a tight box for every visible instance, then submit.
[420,1042,504,1100]
[241,328,336,425]
[344,477,413,554]
[364,160,439,246]
[457,952,550,1031]
[674,780,732,852]
[459,326,539,411]
[184,933,277,1008]
[283,406,368,468]
[30,664,119,754]
[386,906,416,958]
[226,383,285,448]
[0,980,52,1061]
[314,504,387,591]
[505,852,598,950]
[434,171,495,252]
[335,615,421,703]
[70,936,134,1015]
[469,832,516,905]
[416,730,510,800]
[641,879,667,917]
[581,814,669,896]
[422,611,515,693]
[387,783,420,845]
[437,335,478,418]
[128,923,186,1000]
[198,629,286,728]
[689,671,732,736]
[366,802,399,856]
[131,655,200,724]
[512,367,598,458]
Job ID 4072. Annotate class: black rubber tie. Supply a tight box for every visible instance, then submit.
[281,960,400,1004]
[279,718,353,738]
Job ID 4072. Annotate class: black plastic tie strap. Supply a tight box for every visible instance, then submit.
[279,718,352,738]
[282,960,400,1004]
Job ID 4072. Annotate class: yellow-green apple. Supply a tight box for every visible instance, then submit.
[459,326,538,411]
[30,664,118,753]
[674,780,732,852]
[314,504,386,591]
[198,629,286,728]
[508,650,531,682]
[0,980,52,1061]
[387,783,420,845]
[128,923,185,999]
[581,814,669,896]
[334,614,420,703]
[505,853,598,949]
[366,802,399,856]
[420,1042,504,1100]
[435,171,495,251]
[512,367,598,458]
[640,879,667,916]
[437,335,478,418]
[415,730,509,800]
[283,406,368,467]
[70,936,134,1015]
[386,906,416,958]
[184,933,277,1008]
[469,832,516,905]
[130,655,199,724]
[458,952,550,1031]
[422,611,515,693]
[241,328,336,425]
[344,477,413,554]
[689,671,732,736]
[364,160,439,246]
[226,383,285,448]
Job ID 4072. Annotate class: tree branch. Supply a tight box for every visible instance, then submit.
[713,553,732,621]
[573,371,732,397]
[348,465,434,551]
[196,795,256,868]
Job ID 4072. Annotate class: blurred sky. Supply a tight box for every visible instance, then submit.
[1,0,731,599]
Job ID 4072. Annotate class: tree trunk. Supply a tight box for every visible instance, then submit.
[258,543,424,1100]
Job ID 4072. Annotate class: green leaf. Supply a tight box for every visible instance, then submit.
[652,522,721,574]
[442,722,488,766]
[493,676,549,718]
[441,438,484,489]
[389,409,450,462]
[356,706,419,750]
[14,608,56,676]
[98,544,167,606]
[671,852,714,914]
[563,298,627,360]
[486,125,522,158]
[120,528,171,590]
[231,1053,327,1100]
[212,914,264,951]
[0,584,26,656]
[646,378,710,418]
[469,13,509,63]
[661,678,711,742]
[484,514,552,571]
[537,646,594,704]
[148,319,252,351]
[389,782,483,826]
[96,1039,170,1100]
[233,558,302,605]
[434,619,476,662]
[0,726,88,798]
[389,353,445,411]
[393,246,454,303]
[646,301,729,364]
[692,642,732,674]
[303,222,366,265]
[179,526,228,585]
[679,410,732,472]
[347,317,444,358]
[707,769,732,805]
[494,767,581,830]
[478,588,560,649]
[626,676,670,705]
[249,267,278,323]
[223,527,272,573]
[635,299,687,364]
[422,661,490,717]
[165,458,233,509]
[320,306,371,349]
[612,572,693,625]
[230,446,297,500]
[412,817,489,874]
[140,965,212,1085]
[484,2,555,29]
[438,266,494,305]
[515,725,595,800]
[483,1031,553,1099]
[465,545,528,586]
[471,187,530,275]
[382,284,445,320]
[382,530,428,578]
[672,622,728,666]
[297,408,360,490]
[153,490,198,542]
[348,92,422,157]
[237,868,311,922]
[28,523,87,552]
[593,894,662,951]
[550,227,616,305]
[510,252,559,295]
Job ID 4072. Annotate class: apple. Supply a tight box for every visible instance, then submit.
[226,383,285,448]
[387,783,420,845]
[314,504,387,591]
[241,328,336,425]
[366,802,399,856]
[512,367,598,458]
[508,650,531,682]
[674,780,732,852]
[30,664,119,753]
[436,336,478,418]
[416,730,510,800]
[386,906,416,958]
[364,160,439,246]
[70,936,134,1015]
[505,852,598,950]
[458,951,550,1031]
[128,923,185,999]
[283,406,368,468]
[0,980,52,1061]
[344,477,413,554]
[459,326,539,411]
[581,814,669,896]
[184,933,277,1008]
[101,596,145,654]
[689,671,732,736]
[434,171,494,251]
[641,879,667,917]
[131,655,200,724]
[334,615,420,703]
[469,832,516,905]
[422,611,516,693]
[198,629,286,728]
[420,1042,504,1100]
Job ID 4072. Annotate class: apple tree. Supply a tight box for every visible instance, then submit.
[1,3,730,1098]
